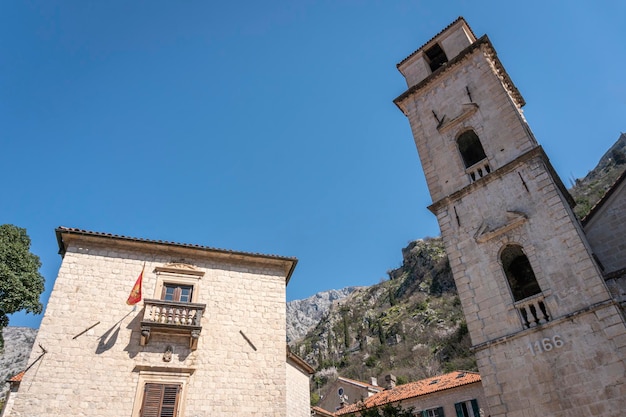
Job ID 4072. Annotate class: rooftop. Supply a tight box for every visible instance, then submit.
[335,371,481,415]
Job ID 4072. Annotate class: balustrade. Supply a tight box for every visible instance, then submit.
[140,299,206,350]
[515,294,551,329]
[466,159,491,183]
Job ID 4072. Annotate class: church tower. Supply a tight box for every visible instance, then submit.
[394,18,626,416]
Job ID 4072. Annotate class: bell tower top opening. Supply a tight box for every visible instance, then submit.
[397,17,477,88]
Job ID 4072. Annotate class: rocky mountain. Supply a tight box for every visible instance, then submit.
[0,327,37,401]
[290,237,473,396]
[570,132,626,218]
[287,287,359,343]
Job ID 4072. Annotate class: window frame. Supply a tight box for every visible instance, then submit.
[161,283,194,303]
[456,129,488,169]
[424,43,448,72]
[153,267,203,304]
[140,383,181,417]
[131,370,192,417]
[454,399,480,417]
[500,244,542,302]
[421,406,445,417]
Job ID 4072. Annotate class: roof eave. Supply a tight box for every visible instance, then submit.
[55,227,298,283]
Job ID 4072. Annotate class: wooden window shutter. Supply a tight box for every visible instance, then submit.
[454,402,464,417]
[470,399,480,417]
[140,383,181,417]
[173,286,182,302]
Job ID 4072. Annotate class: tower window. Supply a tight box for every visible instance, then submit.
[424,43,448,72]
[457,130,487,168]
[501,245,542,302]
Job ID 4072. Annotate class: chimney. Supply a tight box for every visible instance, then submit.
[384,374,396,390]
[370,377,378,386]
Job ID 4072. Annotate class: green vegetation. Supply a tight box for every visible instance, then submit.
[292,238,475,397]
[570,133,626,218]
[0,225,45,350]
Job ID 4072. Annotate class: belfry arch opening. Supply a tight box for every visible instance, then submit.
[500,244,542,302]
[457,130,487,168]
[424,43,448,72]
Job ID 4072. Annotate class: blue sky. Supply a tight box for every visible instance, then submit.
[2,1,625,329]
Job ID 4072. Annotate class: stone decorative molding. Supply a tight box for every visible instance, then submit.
[155,263,205,277]
[474,211,528,243]
[436,102,479,133]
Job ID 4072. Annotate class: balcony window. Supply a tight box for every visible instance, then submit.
[139,264,206,350]
[162,284,193,303]
[457,130,487,168]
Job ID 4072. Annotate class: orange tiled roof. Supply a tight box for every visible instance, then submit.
[312,405,336,417]
[335,371,481,415]
[8,371,25,383]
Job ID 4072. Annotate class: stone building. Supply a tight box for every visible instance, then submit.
[394,17,626,417]
[317,375,383,413]
[583,169,626,310]
[334,371,488,417]
[5,227,312,417]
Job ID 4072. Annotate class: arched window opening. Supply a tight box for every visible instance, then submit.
[457,130,487,168]
[501,245,542,302]
[424,43,448,72]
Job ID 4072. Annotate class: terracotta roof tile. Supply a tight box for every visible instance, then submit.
[312,405,336,416]
[8,371,25,383]
[336,371,481,415]
[396,17,477,68]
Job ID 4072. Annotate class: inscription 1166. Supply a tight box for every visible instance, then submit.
[527,335,564,356]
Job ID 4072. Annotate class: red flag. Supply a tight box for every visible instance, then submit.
[126,264,144,305]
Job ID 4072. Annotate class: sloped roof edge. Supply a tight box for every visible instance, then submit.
[396,17,477,68]
[55,227,298,284]
[581,168,626,226]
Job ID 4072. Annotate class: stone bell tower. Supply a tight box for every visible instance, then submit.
[394,17,626,416]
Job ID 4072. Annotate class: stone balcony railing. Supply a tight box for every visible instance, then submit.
[515,294,551,329]
[140,299,206,350]
[466,159,491,183]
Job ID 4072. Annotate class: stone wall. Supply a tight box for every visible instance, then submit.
[286,359,312,417]
[584,174,626,274]
[475,305,626,417]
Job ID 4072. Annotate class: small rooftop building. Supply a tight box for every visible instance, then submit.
[317,376,384,413]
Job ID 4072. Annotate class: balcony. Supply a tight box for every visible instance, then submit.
[140,299,206,350]
[465,159,491,183]
[515,294,551,329]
